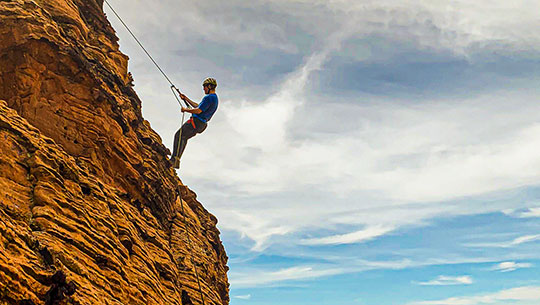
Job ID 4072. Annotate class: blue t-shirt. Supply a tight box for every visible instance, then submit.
[193,93,218,123]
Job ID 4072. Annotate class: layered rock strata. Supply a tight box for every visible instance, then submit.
[0,0,229,304]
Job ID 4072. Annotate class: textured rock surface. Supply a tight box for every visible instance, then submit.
[0,0,229,304]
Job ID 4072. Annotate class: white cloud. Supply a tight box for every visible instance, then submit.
[221,211,293,252]
[300,225,395,245]
[467,234,540,248]
[105,0,540,284]
[209,93,540,249]
[409,286,540,305]
[229,266,346,288]
[228,257,504,289]
[415,275,473,286]
[108,0,540,56]
[512,235,540,246]
[490,261,533,272]
[233,294,251,300]
[332,1,540,56]
[520,208,540,218]
[107,0,540,203]
[194,91,540,201]
[505,207,540,218]
[178,6,540,249]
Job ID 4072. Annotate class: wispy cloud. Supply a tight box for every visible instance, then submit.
[229,257,504,288]
[223,211,293,252]
[504,207,540,218]
[520,208,540,218]
[490,261,533,272]
[229,266,346,288]
[414,275,473,286]
[466,234,540,248]
[300,225,395,246]
[409,286,540,305]
[511,235,540,246]
[105,1,540,302]
[109,0,540,254]
[233,294,251,300]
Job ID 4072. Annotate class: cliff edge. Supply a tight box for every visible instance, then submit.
[0,0,229,304]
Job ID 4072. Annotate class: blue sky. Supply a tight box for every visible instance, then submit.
[104,1,540,304]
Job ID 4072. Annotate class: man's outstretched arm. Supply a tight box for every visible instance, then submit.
[179,93,199,108]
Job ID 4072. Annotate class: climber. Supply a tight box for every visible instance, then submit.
[170,78,219,169]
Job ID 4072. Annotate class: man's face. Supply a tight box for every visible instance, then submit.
[203,84,210,94]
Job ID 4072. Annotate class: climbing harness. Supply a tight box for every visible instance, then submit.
[103,1,205,304]
[186,118,197,130]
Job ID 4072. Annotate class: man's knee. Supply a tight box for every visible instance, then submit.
[181,129,196,140]
[183,133,197,141]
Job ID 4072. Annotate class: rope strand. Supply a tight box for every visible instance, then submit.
[103,0,175,86]
[103,1,206,304]
[179,188,207,305]
[104,0,193,109]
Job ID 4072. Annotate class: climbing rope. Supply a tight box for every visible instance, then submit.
[178,190,207,305]
[104,0,191,165]
[103,1,205,304]
[104,0,173,86]
[103,0,191,109]
[172,86,189,166]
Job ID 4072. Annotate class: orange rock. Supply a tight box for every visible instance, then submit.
[0,0,229,304]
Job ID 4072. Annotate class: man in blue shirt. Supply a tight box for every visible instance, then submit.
[170,77,219,169]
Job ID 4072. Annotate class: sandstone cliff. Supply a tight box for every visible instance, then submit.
[0,0,229,304]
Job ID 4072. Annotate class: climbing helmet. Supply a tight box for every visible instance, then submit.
[202,77,217,88]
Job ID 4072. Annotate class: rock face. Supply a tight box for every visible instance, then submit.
[0,1,229,304]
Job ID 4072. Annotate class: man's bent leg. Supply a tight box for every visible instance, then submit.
[178,119,208,159]
[170,121,196,168]
[176,122,198,160]
[171,128,182,158]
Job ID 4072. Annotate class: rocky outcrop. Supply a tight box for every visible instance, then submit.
[0,0,229,304]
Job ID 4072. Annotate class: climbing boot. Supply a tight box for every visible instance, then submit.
[171,156,180,169]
